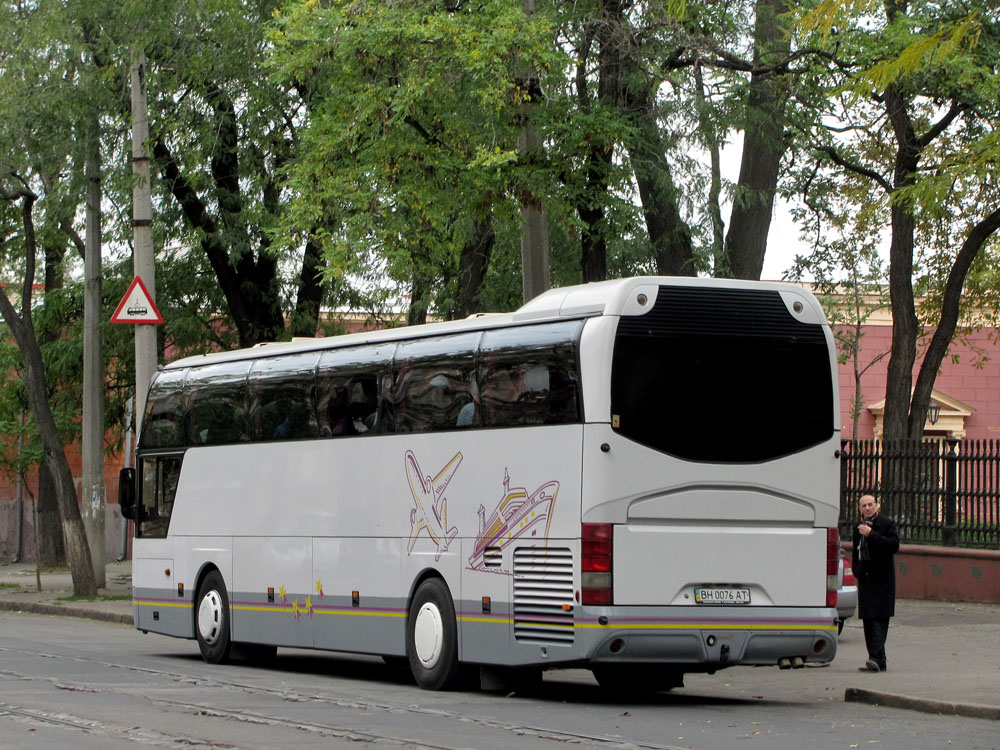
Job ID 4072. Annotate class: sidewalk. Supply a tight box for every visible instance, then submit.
[1,560,997,720]
[0,560,132,625]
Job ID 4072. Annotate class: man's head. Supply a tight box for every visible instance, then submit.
[860,494,879,520]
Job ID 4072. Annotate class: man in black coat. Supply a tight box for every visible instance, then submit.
[852,494,900,672]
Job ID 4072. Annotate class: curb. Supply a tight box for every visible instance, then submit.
[0,599,132,626]
[845,687,1000,721]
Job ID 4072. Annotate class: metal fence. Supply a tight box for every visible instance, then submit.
[840,439,1000,549]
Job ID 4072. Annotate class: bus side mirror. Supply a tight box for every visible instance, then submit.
[119,467,136,520]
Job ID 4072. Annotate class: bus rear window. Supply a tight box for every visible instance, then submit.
[611,286,834,463]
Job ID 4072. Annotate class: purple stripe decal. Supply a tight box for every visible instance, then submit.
[457,610,511,618]
[229,600,407,615]
[311,606,406,614]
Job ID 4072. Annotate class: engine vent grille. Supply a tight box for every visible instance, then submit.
[513,547,575,644]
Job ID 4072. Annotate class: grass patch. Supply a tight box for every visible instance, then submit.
[0,582,20,589]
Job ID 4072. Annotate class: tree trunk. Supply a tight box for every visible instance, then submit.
[35,465,65,568]
[291,234,326,338]
[723,0,792,280]
[616,33,694,275]
[0,195,96,596]
[572,0,619,284]
[454,215,495,319]
[35,232,69,567]
[881,85,921,442]
[408,243,432,326]
[518,0,551,303]
[693,61,725,273]
[153,137,286,347]
[627,115,695,276]
[408,277,429,326]
[907,207,1000,439]
[882,200,918,441]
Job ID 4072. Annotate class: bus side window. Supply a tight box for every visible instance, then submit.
[186,361,251,446]
[317,343,396,438]
[319,374,378,436]
[391,333,480,434]
[137,454,183,539]
[478,322,583,428]
[248,352,320,442]
[139,369,188,450]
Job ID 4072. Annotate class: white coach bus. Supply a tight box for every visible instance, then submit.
[119,277,841,691]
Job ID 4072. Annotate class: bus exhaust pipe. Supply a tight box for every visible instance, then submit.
[778,657,792,669]
[791,656,805,669]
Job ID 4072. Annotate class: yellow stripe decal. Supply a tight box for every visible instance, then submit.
[137,597,836,633]
[575,622,838,631]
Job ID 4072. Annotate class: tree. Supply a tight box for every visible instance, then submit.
[271,0,561,319]
[787,203,889,439]
[723,0,793,279]
[271,0,826,314]
[0,0,138,582]
[0,188,97,596]
[115,0,333,346]
[794,0,1000,441]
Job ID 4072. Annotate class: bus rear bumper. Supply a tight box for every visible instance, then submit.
[574,606,838,668]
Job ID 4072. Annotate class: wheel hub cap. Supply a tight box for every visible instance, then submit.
[413,602,443,668]
[198,590,223,645]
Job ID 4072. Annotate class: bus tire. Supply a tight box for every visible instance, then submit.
[407,578,461,690]
[196,570,233,664]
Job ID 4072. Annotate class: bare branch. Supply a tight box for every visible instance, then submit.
[60,219,87,260]
[917,100,969,150]
[814,144,893,193]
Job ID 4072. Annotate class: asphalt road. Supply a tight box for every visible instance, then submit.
[0,611,997,750]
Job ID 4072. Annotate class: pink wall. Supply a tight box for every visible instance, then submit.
[837,325,1000,440]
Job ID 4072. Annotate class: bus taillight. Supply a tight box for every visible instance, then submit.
[582,523,613,606]
[826,527,839,608]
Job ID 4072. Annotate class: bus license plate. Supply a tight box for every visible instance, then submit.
[695,587,751,605]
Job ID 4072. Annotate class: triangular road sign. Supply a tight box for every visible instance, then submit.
[111,276,164,324]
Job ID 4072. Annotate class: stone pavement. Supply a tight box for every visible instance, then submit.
[0,561,997,720]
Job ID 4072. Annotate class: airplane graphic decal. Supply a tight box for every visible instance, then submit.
[405,450,462,561]
[467,468,559,575]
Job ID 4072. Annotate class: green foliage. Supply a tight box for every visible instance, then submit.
[788,0,1000,282]
[270,0,564,314]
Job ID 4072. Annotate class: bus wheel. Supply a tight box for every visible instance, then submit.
[407,578,461,690]
[196,570,232,664]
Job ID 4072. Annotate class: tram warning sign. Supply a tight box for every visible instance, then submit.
[111,276,163,324]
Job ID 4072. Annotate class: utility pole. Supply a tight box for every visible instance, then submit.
[518,0,550,303]
[82,110,105,586]
[131,50,158,435]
